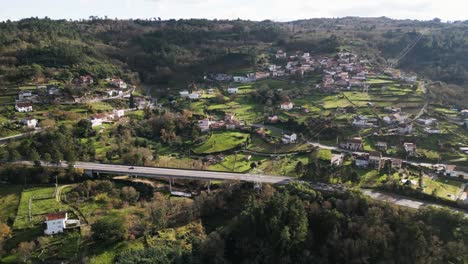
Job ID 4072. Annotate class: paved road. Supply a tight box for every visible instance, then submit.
[16,161,466,215]
[74,161,293,184]
[362,189,467,217]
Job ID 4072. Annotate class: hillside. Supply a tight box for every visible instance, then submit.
[0,17,467,105]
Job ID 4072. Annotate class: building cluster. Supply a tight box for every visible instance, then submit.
[197,114,245,132]
[89,109,125,127]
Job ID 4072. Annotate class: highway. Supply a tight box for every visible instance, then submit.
[73,162,293,184]
[16,161,467,216]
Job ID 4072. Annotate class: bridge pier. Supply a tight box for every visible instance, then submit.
[168,176,172,192]
[207,180,211,193]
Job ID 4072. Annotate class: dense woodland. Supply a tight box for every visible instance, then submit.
[0,17,468,105]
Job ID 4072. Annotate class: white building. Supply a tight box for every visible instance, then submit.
[188,93,200,100]
[44,212,68,235]
[331,154,344,166]
[424,127,441,134]
[22,118,38,128]
[15,102,33,112]
[113,109,125,119]
[227,87,238,94]
[398,123,413,134]
[282,133,297,144]
[280,100,294,110]
[417,118,438,126]
[109,78,128,89]
[90,113,107,127]
[197,119,215,132]
[18,91,33,101]
[403,142,417,156]
[179,90,189,97]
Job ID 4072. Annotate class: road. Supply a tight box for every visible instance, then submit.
[362,189,467,217]
[0,129,43,145]
[16,161,466,215]
[72,161,293,184]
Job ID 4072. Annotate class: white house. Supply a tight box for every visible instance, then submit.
[280,100,294,110]
[282,133,297,144]
[113,109,125,119]
[47,86,61,95]
[398,123,413,134]
[417,118,438,126]
[197,119,215,132]
[424,127,441,134]
[44,212,68,235]
[227,87,238,94]
[105,89,123,97]
[109,78,128,89]
[355,155,369,168]
[22,118,38,128]
[403,142,417,156]
[188,93,200,100]
[90,113,107,127]
[179,90,189,97]
[331,154,344,166]
[15,102,33,112]
[18,91,33,101]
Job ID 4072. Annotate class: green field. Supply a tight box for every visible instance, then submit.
[193,131,249,154]
[13,186,68,229]
[0,186,22,224]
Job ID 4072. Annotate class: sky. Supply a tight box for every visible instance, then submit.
[0,0,467,22]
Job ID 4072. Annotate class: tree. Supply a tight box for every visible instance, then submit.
[121,186,139,203]
[29,148,40,162]
[17,241,36,263]
[129,93,135,109]
[91,214,128,243]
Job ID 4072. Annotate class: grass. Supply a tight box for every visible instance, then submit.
[88,102,114,112]
[0,186,22,224]
[209,154,255,173]
[89,238,145,264]
[13,186,69,229]
[420,177,463,200]
[193,131,249,154]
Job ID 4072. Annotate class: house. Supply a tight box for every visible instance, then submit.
[460,109,468,117]
[352,115,374,128]
[355,155,369,168]
[109,78,127,89]
[227,87,239,94]
[391,159,403,170]
[47,86,61,95]
[424,127,441,134]
[403,142,417,156]
[276,50,287,59]
[267,115,279,123]
[282,133,297,144]
[393,113,409,124]
[188,93,200,100]
[368,151,382,170]
[113,109,125,119]
[375,141,388,151]
[15,102,33,112]
[340,137,363,151]
[73,75,94,86]
[105,89,123,97]
[280,99,294,110]
[22,118,38,128]
[398,123,413,134]
[44,212,68,235]
[207,88,215,94]
[18,91,33,100]
[400,74,417,83]
[331,154,344,166]
[179,90,189,97]
[90,113,107,127]
[198,119,215,132]
[417,118,438,126]
[255,72,270,80]
[459,147,468,154]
